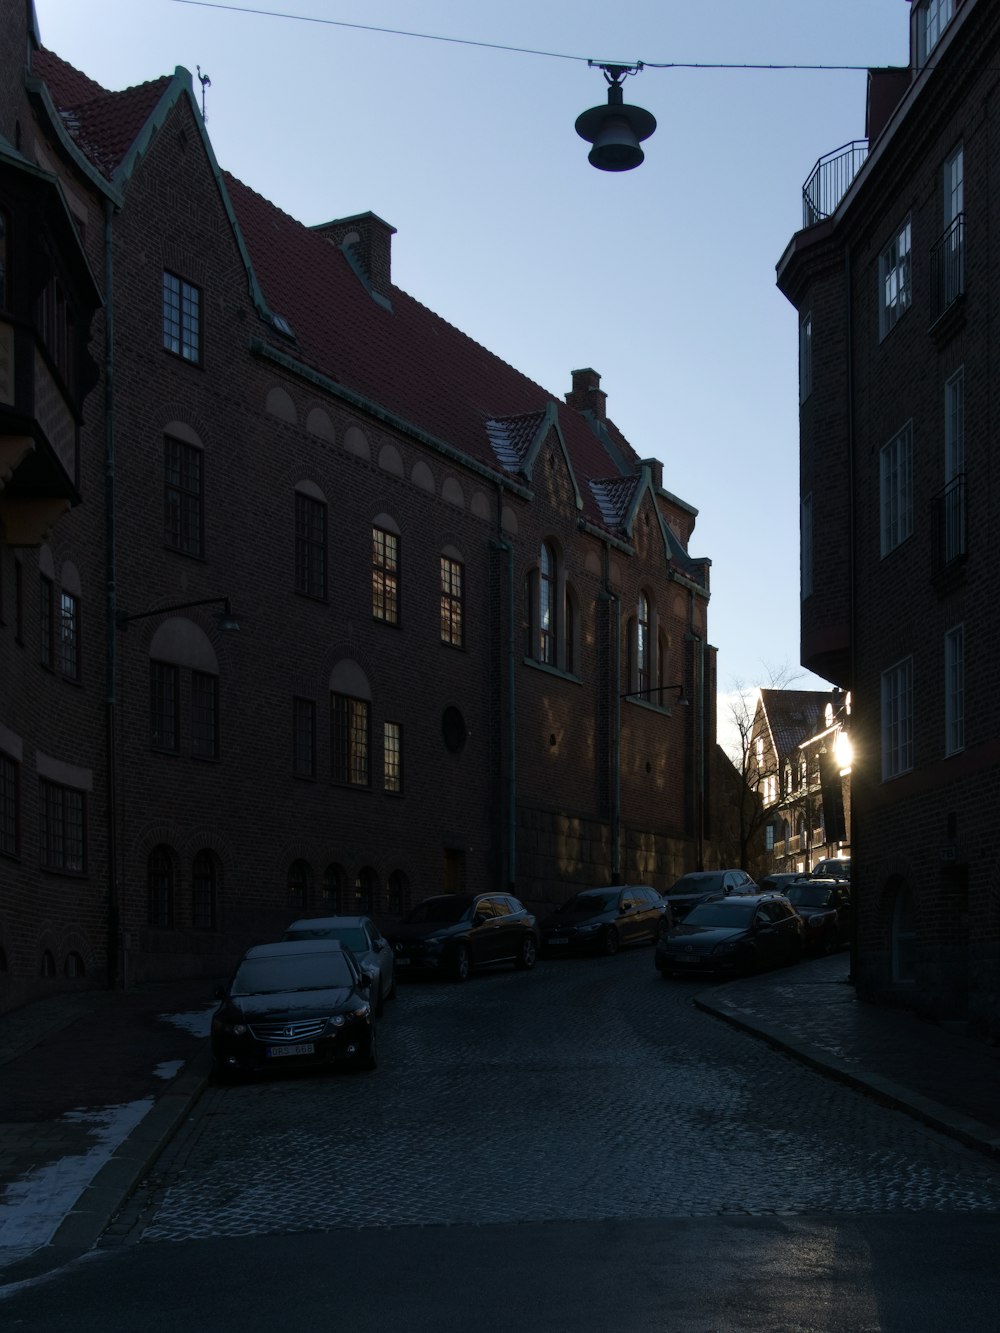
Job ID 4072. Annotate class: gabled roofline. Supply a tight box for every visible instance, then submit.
[25,75,124,205]
[521,402,584,511]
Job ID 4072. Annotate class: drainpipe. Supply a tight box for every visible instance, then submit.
[103,197,120,987]
[605,541,622,884]
[685,593,706,872]
[846,243,858,989]
[492,483,516,892]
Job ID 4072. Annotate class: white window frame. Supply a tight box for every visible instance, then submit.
[881,656,914,780]
[880,423,913,557]
[917,0,954,66]
[944,624,964,756]
[879,218,912,340]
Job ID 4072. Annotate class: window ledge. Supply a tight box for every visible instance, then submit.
[623,696,675,716]
[522,657,581,685]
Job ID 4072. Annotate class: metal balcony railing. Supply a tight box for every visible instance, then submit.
[930,214,965,321]
[802,141,869,227]
[932,474,966,570]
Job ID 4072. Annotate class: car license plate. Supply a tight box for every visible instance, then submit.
[396,956,411,966]
[548,937,568,945]
[266,1043,315,1058]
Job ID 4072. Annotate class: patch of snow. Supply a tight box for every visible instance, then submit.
[153,1059,185,1081]
[0,1098,154,1260]
[159,1005,215,1038]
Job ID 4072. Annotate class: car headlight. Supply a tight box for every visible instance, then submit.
[577,923,601,933]
[329,1015,346,1028]
[212,1019,247,1035]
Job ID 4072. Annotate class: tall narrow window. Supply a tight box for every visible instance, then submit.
[0,752,18,858]
[917,0,954,65]
[162,270,201,362]
[880,424,913,557]
[879,218,911,339]
[799,310,813,403]
[191,670,219,758]
[322,864,343,911]
[944,625,964,755]
[294,491,327,598]
[384,721,402,793]
[192,850,218,929]
[440,555,464,647]
[933,145,965,316]
[538,542,556,665]
[941,368,965,564]
[636,593,650,696]
[148,847,174,926]
[372,527,399,623]
[39,575,54,668]
[164,438,204,556]
[59,591,80,680]
[881,657,914,780]
[293,697,316,777]
[288,859,311,909]
[332,693,370,786]
[354,867,375,912]
[40,779,85,872]
[150,661,180,751]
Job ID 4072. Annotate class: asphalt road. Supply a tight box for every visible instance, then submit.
[4,947,1000,1330]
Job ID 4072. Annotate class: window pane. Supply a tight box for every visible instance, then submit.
[440,556,463,646]
[384,721,402,793]
[295,492,327,598]
[164,438,204,556]
[59,591,79,679]
[151,661,179,751]
[372,527,399,623]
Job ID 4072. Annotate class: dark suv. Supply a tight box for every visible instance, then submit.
[656,893,804,978]
[388,893,539,981]
[664,869,757,922]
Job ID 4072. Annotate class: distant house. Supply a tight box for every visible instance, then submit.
[752,690,851,876]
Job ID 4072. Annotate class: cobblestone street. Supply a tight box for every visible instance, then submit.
[115,950,1000,1245]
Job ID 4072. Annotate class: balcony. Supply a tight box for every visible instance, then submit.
[930,214,965,323]
[932,473,966,572]
[802,141,869,227]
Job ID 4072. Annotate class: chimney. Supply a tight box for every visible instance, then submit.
[565,367,607,421]
[311,211,396,305]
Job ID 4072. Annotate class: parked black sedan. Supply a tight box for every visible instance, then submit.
[540,885,669,956]
[664,869,757,922]
[784,879,851,954]
[211,939,377,1079]
[655,894,804,978]
[388,892,538,981]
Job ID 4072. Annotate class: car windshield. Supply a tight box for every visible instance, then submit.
[787,885,834,909]
[231,953,355,996]
[667,874,722,896]
[683,902,755,928]
[286,925,368,951]
[405,897,471,924]
[563,891,618,913]
[814,862,849,879]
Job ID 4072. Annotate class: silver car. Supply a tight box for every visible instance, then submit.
[283,916,396,1016]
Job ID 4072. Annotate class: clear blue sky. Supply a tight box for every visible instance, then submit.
[34,0,910,730]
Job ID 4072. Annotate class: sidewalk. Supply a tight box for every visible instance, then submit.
[3,956,1000,1289]
[696,952,1000,1159]
[0,978,218,1285]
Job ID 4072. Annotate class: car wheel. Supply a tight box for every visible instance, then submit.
[602,926,620,956]
[515,935,538,970]
[451,942,471,982]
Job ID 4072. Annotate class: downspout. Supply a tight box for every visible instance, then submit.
[492,482,516,892]
[605,541,622,883]
[103,197,120,987]
[685,593,706,872]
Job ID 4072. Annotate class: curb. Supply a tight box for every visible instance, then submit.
[0,1041,213,1287]
[695,990,1000,1164]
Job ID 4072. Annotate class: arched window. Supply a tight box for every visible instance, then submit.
[41,949,56,977]
[636,593,650,695]
[64,951,85,977]
[538,542,556,665]
[322,864,343,911]
[192,850,218,930]
[148,846,174,927]
[354,866,376,913]
[288,859,311,910]
[892,883,917,982]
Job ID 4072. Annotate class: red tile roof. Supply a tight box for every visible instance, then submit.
[759,689,833,760]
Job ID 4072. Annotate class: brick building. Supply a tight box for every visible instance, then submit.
[777,0,999,1032]
[0,0,719,1010]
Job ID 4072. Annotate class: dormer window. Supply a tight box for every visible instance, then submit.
[916,0,954,67]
